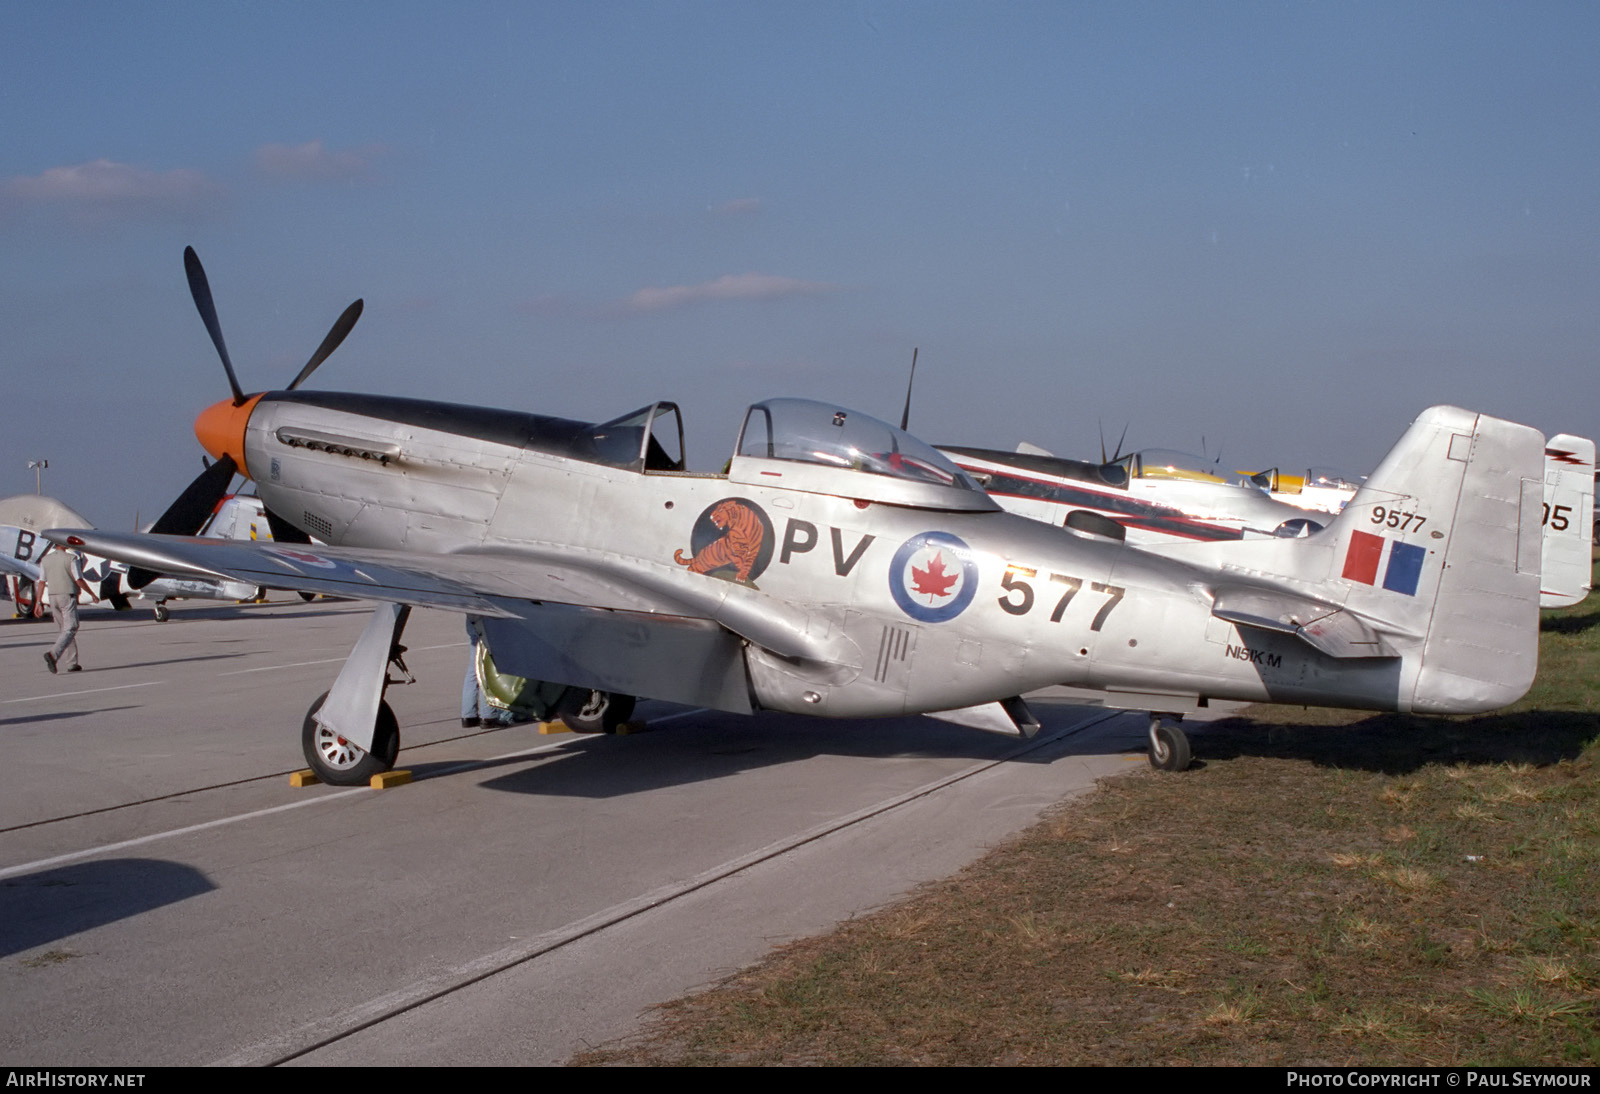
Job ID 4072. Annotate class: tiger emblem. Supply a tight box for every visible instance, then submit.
[674,499,771,586]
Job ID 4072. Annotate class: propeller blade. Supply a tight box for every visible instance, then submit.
[129,454,237,588]
[287,298,364,391]
[899,347,918,432]
[1112,423,1129,463]
[184,247,246,406]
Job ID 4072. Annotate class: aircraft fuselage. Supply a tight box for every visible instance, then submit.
[233,391,1416,721]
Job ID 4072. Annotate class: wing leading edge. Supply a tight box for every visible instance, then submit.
[42,529,846,667]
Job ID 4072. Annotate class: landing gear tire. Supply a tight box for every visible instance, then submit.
[299,591,317,602]
[558,690,635,734]
[15,579,38,620]
[1148,717,1191,772]
[153,602,170,623]
[301,690,401,785]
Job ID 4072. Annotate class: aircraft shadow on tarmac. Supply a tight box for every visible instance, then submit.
[465,702,1138,801]
[0,704,140,729]
[1189,708,1598,776]
[0,858,215,958]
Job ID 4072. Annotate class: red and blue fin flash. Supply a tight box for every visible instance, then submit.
[1342,530,1426,596]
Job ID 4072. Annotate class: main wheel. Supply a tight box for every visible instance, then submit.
[14,579,38,620]
[153,602,170,622]
[1148,719,1192,772]
[558,690,635,734]
[299,591,317,602]
[301,690,401,785]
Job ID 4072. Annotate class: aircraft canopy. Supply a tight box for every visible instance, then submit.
[1121,449,1257,488]
[735,398,984,492]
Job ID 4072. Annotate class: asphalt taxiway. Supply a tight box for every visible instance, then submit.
[1,597,1164,1065]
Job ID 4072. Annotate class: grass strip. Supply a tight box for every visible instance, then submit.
[578,599,1600,1065]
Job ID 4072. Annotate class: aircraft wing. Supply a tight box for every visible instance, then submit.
[0,554,39,582]
[44,529,840,664]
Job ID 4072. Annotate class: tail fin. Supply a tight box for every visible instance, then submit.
[1359,407,1543,711]
[1162,406,1545,712]
[1538,434,1595,609]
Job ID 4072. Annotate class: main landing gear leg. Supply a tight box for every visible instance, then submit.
[301,603,414,785]
[1147,714,1192,772]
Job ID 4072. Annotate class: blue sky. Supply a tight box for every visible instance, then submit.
[3,1,1596,528]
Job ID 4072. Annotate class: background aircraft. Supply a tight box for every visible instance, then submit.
[2,495,129,616]
[3,490,290,621]
[53,252,1548,789]
[941,430,1593,610]
[133,492,281,621]
[936,441,1334,545]
[1246,466,1363,514]
[1537,434,1596,609]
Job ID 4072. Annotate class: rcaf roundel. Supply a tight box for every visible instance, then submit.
[888,531,979,623]
[268,546,339,570]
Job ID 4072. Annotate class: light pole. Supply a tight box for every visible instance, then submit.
[27,459,47,494]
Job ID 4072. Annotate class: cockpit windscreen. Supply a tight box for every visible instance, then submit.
[736,398,984,491]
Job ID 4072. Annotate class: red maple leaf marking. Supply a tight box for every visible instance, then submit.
[910,551,960,601]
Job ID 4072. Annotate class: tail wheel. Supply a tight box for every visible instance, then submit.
[558,690,636,734]
[301,690,401,785]
[1148,717,1192,772]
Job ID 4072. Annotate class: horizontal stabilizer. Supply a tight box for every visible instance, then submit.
[1211,586,1398,659]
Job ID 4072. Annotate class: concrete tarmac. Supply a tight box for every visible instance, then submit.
[0,596,1166,1065]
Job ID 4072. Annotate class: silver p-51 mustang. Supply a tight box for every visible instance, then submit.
[52,251,1547,784]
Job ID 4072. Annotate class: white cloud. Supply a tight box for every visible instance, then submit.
[254,140,383,182]
[3,159,218,218]
[624,273,836,313]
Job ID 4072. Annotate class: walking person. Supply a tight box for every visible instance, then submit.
[34,542,98,673]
